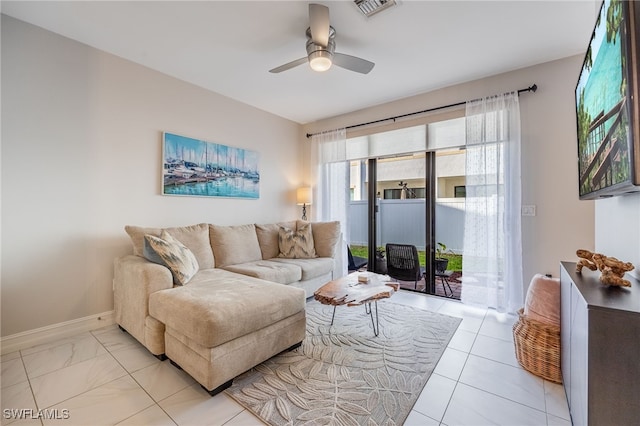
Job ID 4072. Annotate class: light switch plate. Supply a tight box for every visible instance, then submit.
[522,205,536,216]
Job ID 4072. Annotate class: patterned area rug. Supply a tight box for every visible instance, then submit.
[225,300,461,425]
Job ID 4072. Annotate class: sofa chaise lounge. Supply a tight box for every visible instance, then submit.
[113,220,341,395]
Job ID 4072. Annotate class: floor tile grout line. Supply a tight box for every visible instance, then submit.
[90,326,175,424]
[542,379,572,425]
[27,330,130,412]
[455,379,549,416]
[127,362,192,425]
[122,373,167,424]
[543,379,550,426]
[91,325,196,425]
[20,342,110,382]
[17,332,98,359]
[17,352,43,425]
[91,326,146,356]
[456,310,531,418]
[476,330,515,343]
[465,351,525,371]
[221,409,264,426]
[35,371,130,412]
[436,313,479,424]
[443,313,551,422]
[465,310,558,419]
[438,380,460,424]
[112,402,171,426]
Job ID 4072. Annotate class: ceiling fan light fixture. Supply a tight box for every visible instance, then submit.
[269,5,375,74]
[354,0,396,17]
[309,51,333,72]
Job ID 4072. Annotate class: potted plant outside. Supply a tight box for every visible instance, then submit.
[435,242,449,273]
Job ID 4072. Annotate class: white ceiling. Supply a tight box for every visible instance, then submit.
[1,1,597,124]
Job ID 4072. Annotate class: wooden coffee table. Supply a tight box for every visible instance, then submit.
[314,272,400,336]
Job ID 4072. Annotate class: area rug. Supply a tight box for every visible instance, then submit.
[225,300,461,425]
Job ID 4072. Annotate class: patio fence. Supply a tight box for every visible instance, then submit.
[348,198,465,253]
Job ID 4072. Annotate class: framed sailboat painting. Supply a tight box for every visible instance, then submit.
[162,132,260,199]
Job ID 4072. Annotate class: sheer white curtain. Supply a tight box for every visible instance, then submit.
[310,128,349,278]
[461,92,523,313]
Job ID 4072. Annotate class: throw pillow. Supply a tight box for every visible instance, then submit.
[125,223,214,269]
[144,230,199,285]
[278,222,317,259]
[255,221,297,259]
[142,237,165,265]
[524,274,560,326]
[306,220,341,258]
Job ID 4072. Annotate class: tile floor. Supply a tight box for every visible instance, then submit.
[1,291,571,425]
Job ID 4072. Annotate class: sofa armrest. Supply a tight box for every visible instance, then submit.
[113,255,172,351]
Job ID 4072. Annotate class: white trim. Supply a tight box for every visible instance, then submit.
[1,311,115,355]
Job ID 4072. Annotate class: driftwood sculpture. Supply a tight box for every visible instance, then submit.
[576,249,635,287]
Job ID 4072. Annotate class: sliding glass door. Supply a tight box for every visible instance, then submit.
[343,119,465,299]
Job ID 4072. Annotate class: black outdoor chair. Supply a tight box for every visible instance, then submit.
[348,245,368,272]
[385,243,424,289]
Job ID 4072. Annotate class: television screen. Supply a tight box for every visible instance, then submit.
[575,0,640,199]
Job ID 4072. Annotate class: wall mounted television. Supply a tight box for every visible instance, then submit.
[575,0,640,200]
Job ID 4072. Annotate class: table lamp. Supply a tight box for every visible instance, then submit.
[296,187,312,220]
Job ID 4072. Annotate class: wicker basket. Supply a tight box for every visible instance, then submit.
[512,308,562,383]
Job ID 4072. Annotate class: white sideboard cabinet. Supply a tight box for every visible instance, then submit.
[560,261,640,426]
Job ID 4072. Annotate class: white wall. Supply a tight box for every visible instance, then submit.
[303,55,596,292]
[1,16,302,337]
[595,196,640,280]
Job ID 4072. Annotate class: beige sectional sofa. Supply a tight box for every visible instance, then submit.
[113,220,341,395]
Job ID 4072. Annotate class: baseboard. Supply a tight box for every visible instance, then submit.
[1,311,115,355]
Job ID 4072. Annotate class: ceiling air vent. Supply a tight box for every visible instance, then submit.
[354,0,397,17]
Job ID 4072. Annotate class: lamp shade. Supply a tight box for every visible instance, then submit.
[297,187,312,205]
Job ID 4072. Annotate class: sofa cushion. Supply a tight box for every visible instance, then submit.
[278,222,317,259]
[222,260,302,285]
[209,224,262,268]
[307,220,341,258]
[271,257,334,281]
[185,267,243,285]
[125,223,214,269]
[255,221,297,260]
[149,274,305,347]
[144,231,199,285]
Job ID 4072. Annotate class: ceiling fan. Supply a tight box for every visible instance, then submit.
[269,3,375,74]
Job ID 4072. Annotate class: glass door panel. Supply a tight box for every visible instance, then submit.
[347,160,369,272]
[375,154,427,291]
[434,149,466,299]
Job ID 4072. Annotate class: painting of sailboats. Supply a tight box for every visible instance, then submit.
[162,132,260,199]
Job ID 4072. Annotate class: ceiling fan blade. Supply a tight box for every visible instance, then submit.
[309,3,330,47]
[333,53,375,74]
[269,57,308,73]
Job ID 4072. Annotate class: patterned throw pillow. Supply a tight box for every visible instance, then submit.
[278,222,317,259]
[144,230,199,285]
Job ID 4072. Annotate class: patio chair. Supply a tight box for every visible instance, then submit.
[348,245,368,272]
[385,243,424,289]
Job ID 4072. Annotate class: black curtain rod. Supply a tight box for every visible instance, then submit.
[305,84,538,138]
